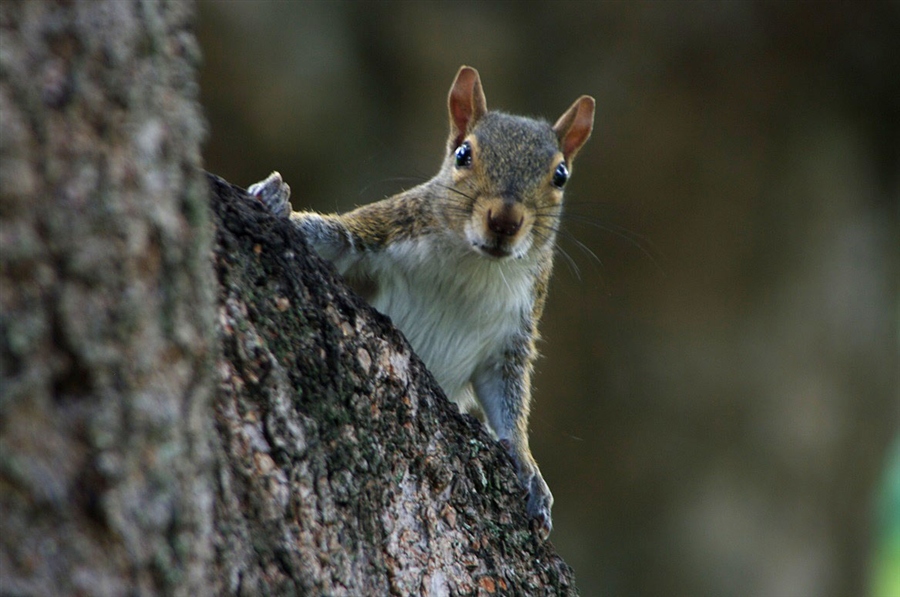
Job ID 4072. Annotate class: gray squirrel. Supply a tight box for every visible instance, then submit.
[250,66,594,538]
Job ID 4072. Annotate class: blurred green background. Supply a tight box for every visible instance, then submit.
[197,2,899,596]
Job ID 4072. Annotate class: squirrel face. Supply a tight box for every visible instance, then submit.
[437,67,595,263]
[443,113,567,260]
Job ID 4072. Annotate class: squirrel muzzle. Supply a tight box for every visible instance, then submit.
[470,197,531,259]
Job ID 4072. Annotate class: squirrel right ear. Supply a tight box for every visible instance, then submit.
[448,66,488,150]
[553,95,595,162]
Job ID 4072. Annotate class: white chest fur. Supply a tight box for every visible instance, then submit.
[347,236,535,405]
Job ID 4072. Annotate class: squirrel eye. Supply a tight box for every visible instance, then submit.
[454,141,473,168]
[552,162,569,188]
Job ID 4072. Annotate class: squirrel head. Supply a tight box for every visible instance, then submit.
[438,66,595,261]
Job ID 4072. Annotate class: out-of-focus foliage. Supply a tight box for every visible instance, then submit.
[872,440,900,597]
[198,3,899,596]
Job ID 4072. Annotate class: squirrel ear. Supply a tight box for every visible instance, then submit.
[448,66,488,150]
[553,95,595,162]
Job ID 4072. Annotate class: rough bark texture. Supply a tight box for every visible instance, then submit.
[209,173,577,596]
[1,1,578,594]
[0,0,214,595]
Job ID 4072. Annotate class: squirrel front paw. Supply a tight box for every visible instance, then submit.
[248,171,292,219]
[524,470,553,539]
[500,439,554,539]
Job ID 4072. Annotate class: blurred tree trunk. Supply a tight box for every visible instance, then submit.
[1,1,578,595]
[0,0,215,595]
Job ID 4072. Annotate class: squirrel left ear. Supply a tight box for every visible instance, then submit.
[553,96,595,162]
[448,66,488,150]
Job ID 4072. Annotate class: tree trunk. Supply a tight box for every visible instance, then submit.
[1,1,578,594]
[0,0,214,595]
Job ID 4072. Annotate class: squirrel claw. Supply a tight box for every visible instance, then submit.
[248,171,292,219]
[526,472,553,540]
[500,439,554,539]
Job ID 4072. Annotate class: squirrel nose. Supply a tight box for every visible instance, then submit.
[487,208,523,237]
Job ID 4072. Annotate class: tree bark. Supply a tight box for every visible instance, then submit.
[1,1,578,595]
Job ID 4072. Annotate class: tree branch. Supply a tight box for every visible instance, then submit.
[208,173,578,595]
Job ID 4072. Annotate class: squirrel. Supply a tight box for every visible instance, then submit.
[248,66,594,539]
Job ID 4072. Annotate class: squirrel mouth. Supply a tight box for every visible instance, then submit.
[465,225,522,259]
[474,242,514,259]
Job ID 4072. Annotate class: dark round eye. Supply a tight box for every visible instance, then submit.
[454,141,473,168]
[552,163,569,188]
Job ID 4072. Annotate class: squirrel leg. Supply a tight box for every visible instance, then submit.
[472,358,554,539]
[248,174,362,268]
